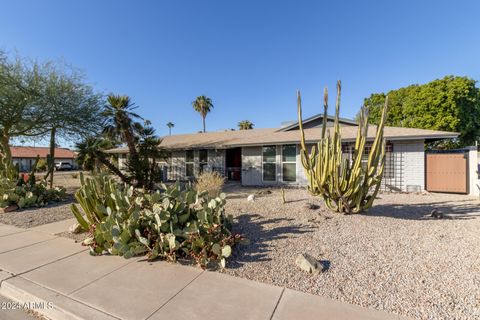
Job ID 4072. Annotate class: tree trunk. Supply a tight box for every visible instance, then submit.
[99,156,130,184]
[123,127,143,187]
[0,133,11,163]
[48,127,56,189]
[202,116,206,133]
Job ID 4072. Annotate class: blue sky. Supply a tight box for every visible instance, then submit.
[1,0,479,145]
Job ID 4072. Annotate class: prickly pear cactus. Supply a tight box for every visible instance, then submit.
[297,81,389,214]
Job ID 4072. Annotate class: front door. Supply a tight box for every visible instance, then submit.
[225,148,242,180]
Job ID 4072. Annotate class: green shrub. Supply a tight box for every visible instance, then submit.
[36,159,47,171]
[0,156,67,209]
[72,174,241,268]
[194,171,225,198]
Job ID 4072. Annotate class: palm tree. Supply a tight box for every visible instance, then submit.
[192,95,213,133]
[102,95,143,172]
[166,122,174,136]
[75,137,130,184]
[238,120,254,130]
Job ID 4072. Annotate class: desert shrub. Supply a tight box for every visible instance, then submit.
[36,159,47,171]
[72,174,242,268]
[71,172,79,179]
[194,171,225,198]
[0,156,66,209]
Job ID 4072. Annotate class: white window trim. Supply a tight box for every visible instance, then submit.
[262,145,277,182]
[281,144,297,182]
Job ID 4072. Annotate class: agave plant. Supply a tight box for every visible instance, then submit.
[297,80,389,214]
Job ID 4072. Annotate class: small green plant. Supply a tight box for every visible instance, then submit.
[297,81,388,214]
[194,171,225,198]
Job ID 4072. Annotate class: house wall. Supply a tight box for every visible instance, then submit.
[242,145,307,186]
[241,147,262,185]
[168,149,226,181]
[241,140,426,191]
[392,140,425,191]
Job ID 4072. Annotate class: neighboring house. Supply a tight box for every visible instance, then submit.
[11,146,77,172]
[107,113,459,192]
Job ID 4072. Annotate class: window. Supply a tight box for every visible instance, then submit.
[262,146,276,181]
[186,150,194,177]
[199,150,208,173]
[282,145,296,182]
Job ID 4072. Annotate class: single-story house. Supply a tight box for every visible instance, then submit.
[107,113,462,193]
[11,146,77,172]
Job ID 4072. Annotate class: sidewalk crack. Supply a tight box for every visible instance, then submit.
[269,287,285,320]
[145,270,205,319]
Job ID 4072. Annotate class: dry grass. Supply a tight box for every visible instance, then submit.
[194,171,225,198]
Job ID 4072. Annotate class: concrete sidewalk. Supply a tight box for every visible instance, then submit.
[0,222,406,320]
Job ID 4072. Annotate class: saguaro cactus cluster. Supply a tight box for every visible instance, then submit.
[297,81,389,214]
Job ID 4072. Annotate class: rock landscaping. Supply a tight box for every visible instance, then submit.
[223,186,480,320]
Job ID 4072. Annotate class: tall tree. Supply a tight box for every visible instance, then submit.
[363,76,480,147]
[238,120,254,130]
[38,62,104,188]
[102,95,147,186]
[192,95,213,133]
[166,122,174,136]
[103,95,142,158]
[0,53,49,163]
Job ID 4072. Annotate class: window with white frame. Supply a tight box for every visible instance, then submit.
[262,146,276,181]
[185,150,194,177]
[282,145,296,182]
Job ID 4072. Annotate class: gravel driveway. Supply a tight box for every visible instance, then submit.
[222,186,480,320]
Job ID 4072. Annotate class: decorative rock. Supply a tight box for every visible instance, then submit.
[304,203,320,210]
[255,189,272,196]
[295,253,322,275]
[430,209,444,219]
[0,204,19,213]
[247,194,255,202]
[68,223,83,234]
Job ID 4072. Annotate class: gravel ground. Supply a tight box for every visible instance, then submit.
[2,179,479,319]
[222,186,480,320]
[0,172,84,228]
[0,199,74,228]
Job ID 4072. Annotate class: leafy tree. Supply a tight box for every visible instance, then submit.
[192,95,213,133]
[166,122,174,136]
[363,76,480,147]
[37,62,104,188]
[238,120,254,130]
[0,53,49,163]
